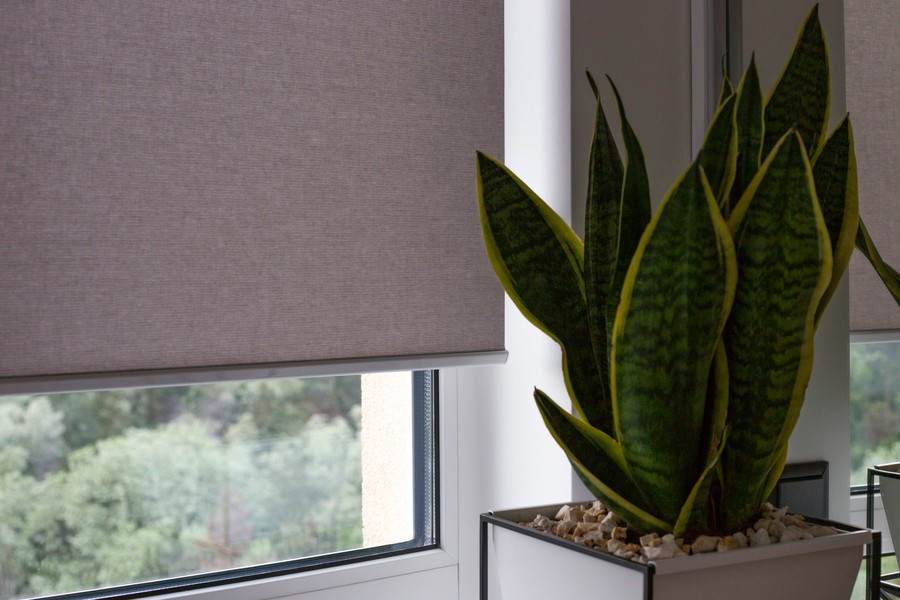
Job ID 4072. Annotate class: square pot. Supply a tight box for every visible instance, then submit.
[481,503,878,600]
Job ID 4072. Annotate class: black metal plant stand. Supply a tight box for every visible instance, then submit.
[869,466,900,599]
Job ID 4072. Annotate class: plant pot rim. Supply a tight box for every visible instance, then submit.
[482,501,874,575]
[872,462,900,478]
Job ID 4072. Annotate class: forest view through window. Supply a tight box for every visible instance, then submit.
[850,340,900,486]
[0,371,432,599]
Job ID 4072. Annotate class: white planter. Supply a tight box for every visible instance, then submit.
[481,503,875,600]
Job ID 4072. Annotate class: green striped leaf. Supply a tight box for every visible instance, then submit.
[856,217,900,308]
[611,163,737,525]
[604,77,652,356]
[535,389,671,533]
[729,56,764,216]
[760,444,789,504]
[673,426,727,538]
[763,6,829,157]
[718,62,734,108]
[583,71,624,424]
[811,116,859,321]
[476,152,609,430]
[721,131,832,530]
[697,93,738,208]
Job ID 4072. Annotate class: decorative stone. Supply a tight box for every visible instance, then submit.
[787,525,814,541]
[555,504,586,522]
[583,529,605,545]
[521,502,838,564]
[782,513,805,528]
[531,514,554,531]
[555,520,578,536]
[809,524,838,537]
[717,536,739,552]
[749,527,771,547]
[607,539,627,555]
[575,521,600,537]
[601,510,622,527]
[692,535,720,554]
[767,519,786,539]
[644,534,686,560]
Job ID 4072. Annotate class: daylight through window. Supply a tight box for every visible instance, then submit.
[850,340,900,486]
[0,371,436,599]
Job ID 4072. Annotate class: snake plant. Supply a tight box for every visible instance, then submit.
[477,5,899,536]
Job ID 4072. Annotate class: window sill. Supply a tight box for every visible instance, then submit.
[151,547,458,600]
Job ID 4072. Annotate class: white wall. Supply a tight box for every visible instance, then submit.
[457,2,575,597]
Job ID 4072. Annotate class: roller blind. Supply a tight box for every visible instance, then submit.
[845,0,900,332]
[0,1,505,393]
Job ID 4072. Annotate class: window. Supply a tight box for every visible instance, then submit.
[850,339,900,487]
[0,371,437,600]
[844,0,900,491]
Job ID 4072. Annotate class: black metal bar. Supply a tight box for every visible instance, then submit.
[480,514,490,600]
[871,467,878,600]
[873,530,883,600]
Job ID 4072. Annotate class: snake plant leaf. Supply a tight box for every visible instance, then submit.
[673,427,728,538]
[569,460,672,534]
[763,5,829,158]
[688,342,731,532]
[584,71,624,416]
[811,116,859,321]
[611,163,737,525]
[760,444,789,504]
[534,389,644,505]
[729,55,764,216]
[718,62,734,108]
[476,152,611,431]
[721,131,833,530]
[586,69,601,100]
[697,93,738,209]
[604,76,652,352]
[856,217,900,307]
[534,389,671,533]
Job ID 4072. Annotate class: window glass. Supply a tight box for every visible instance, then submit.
[850,340,900,485]
[0,371,435,599]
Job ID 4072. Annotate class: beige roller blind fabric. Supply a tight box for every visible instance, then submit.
[845,0,900,332]
[0,1,504,389]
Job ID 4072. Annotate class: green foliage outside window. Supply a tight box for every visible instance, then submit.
[0,378,363,600]
[850,341,900,484]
